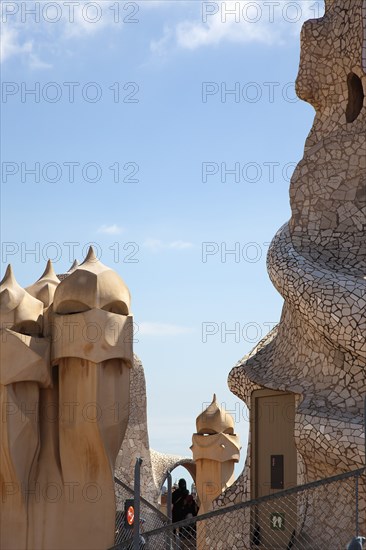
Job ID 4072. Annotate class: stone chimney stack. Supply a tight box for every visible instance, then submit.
[191,394,240,515]
[0,247,133,550]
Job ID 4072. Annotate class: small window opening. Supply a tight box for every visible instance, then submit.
[346,72,364,123]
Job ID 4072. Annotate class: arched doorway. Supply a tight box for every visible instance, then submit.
[159,460,196,516]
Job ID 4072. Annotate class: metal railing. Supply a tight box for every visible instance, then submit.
[132,467,366,550]
[112,475,169,549]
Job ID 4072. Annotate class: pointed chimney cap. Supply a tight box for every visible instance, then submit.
[26,260,60,307]
[68,259,79,272]
[196,394,235,435]
[53,246,131,315]
[0,264,25,311]
[0,265,43,330]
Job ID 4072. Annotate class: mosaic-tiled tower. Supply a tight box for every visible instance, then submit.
[228,0,365,493]
[202,4,366,548]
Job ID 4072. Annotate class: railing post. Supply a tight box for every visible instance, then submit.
[364,395,366,466]
[134,457,142,550]
[166,471,173,550]
[167,471,172,524]
[355,472,359,538]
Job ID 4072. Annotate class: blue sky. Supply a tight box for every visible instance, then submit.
[1,0,324,477]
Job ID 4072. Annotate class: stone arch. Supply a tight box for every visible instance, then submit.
[149,450,196,492]
[160,459,196,488]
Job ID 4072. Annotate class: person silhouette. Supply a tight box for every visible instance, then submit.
[172,479,189,524]
[347,537,366,550]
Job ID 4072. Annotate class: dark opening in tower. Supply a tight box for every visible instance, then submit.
[346,72,364,123]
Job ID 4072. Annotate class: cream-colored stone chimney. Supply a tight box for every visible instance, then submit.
[191,394,240,515]
[0,247,133,550]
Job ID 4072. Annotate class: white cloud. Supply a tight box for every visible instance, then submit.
[0,26,33,63]
[143,238,194,252]
[1,1,325,68]
[61,2,111,39]
[0,1,118,66]
[138,322,194,336]
[97,224,124,235]
[29,53,52,70]
[143,238,164,252]
[0,26,51,69]
[142,0,173,9]
[151,0,325,53]
[176,12,279,50]
[150,26,173,56]
[169,240,193,250]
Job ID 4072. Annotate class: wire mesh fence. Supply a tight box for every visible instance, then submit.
[113,476,169,549]
[138,468,365,550]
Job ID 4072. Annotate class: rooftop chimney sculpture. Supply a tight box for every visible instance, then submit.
[191,395,240,515]
[0,248,133,550]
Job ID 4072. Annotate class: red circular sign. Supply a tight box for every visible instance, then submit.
[127,505,134,526]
